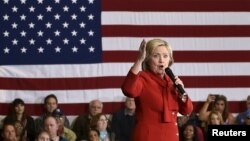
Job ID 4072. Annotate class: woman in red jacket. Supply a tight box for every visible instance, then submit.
[122,39,193,141]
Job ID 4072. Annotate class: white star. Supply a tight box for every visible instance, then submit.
[4,47,10,54]
[55,46,61,53]
[89,46,95,52]
[88,14,94,20]
[88,0,94,4]
[54,14,60,20]
[20,0,26,4]
[80,38,86,44]
[12,6,18,12]
[20,31,26,37]
[63,6,69,12]
[37,14,43,20]
[62,22,69,28]
[37,30,43,37]
[71,14,77,20]
[3,0,9,4]
[20,14,26,21]
[72,46,78,52]
[71,0,77,4]
[12,23,18,29]
[88,30,94,36]
[38,47,44,53]
[54,30,60,36]
[12,39,18,45]
[80,6,86,12]
[55,0,60,3]
[29,6,35,12]
[79,22,85,28]
[37,0,43,4]
[46,38,52,45]
[21,47,27,53]
[46,6,52,12]
[3,31,9,37]
[63,38,69,44]
[71,30,77,36]
[46,22,52,28]
[29,39,35,45]
[3,14,9,21]
[29,22,35,28]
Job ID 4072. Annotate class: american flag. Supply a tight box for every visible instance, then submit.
[1,0,250,120]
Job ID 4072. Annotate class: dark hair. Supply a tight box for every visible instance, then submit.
[179,123,199,141]
[212,95,229,122]
[13,98,25,106]
[44,94,58,104]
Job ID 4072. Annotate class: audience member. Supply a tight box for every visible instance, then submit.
[52,108,76,141]
[90,113,111,141]
[3,98,35,141]
[1,123,18,141]
[179,123,200,141]
[242,109,250,125]
[72,99,103,140]
[35,94,70,134]
[35,130,51,141]
[43,115,68,141]
[111,97,136,141]
[87,128,100,141]
[199,94,235,124]
[236,95,250,124]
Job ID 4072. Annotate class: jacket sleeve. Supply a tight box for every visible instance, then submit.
[121,70,143,97]
[178,96,193,115]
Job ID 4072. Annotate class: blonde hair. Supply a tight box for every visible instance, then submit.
[142,39,174,70]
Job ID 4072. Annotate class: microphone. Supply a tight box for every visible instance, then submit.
[165,67,187,96]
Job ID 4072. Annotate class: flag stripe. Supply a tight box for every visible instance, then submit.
[1,63,250,78]
[1,76,250,90]
[102,0,250,12]
[103,51,250,62]
[0,88,248,103]
[102,25,250,37]
[0,101,246,115]
[102,37,250,51]
[102,12,250,25]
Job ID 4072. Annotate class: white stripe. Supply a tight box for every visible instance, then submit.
[1,63,250,78]
[0,88,249,103]
[102,12,250,25]
[102,37,250,51]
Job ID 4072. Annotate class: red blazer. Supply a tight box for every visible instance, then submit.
[122,70,193,141]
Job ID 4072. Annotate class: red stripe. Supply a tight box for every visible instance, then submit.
[102,0,250,12]
[0,76,250,90]
[102,25,250,37]
[103,51,250,62]
[0,101,246,115]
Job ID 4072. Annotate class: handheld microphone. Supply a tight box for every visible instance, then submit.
[165,67,187,96]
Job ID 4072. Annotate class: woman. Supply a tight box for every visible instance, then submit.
[90,113,111,141]
[199,94,235,125]
[3,98,35,141]
[179,123,200,141]
[122,39,193,141]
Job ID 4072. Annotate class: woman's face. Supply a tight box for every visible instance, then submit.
[148,46,170,76]
[210,113,221,125]
[15,104,25,115]
[183,125,194,140]
[89,130,99,141]
[214,100,225,113]
[97,115,108,131]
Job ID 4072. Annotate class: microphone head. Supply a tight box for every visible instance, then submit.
[165,67,175,82]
